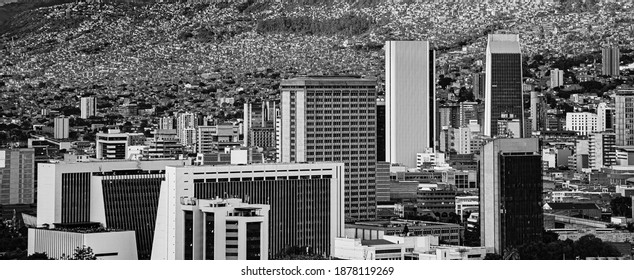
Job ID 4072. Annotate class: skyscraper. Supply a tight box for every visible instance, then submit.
[615,88,634,146]
[279,76,377,222]
[376,96,386,162]
[602,46,620,77]
[0,148,35,205]
[53,117,69,139]
[484,34,524,138]
[473,72,486,100]
[80,97,97,119]
[480,138,542,254]
[385,41,435,168]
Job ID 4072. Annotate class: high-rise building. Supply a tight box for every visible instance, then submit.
[589,132,616,169]
[376,96,386,162]
[473,73,486,100]
[550,68,564,88]
[152,162,345,259]
[80,97,97,119]
[530,92,547,132]
[177,112,198,147]
[54,117,69,139]
[602,46,620,77]
[565,112,598,136]
[0,148,35,205]
[385,41,435,168]
[615,88,634,146]
[279,76,377,222]
[36,159,191,259]
[484,34,524,138]
[480,138,542,254]
[597,103,614,132]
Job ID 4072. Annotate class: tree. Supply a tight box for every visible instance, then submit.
[484,253,502,260]
[610,197,632,218]
[573,235,621,259]
[60,246,97,260]
[26,252,53,260]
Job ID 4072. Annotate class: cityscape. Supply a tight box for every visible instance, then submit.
[1,0,634,262]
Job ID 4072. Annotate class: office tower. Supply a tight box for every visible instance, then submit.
[36,159,191,259]
[473,73,486,100]
[80,97,97,119]
[375,161,390,203]
[480,138,542,254]
[550,68,564,88]
[152,162,345,259]
[279,76,376,222]
[565,112,598,136]
[530,92,547,132]
[177,112,198,146]
[197,124,240,154]
[484,34,524,138]
[602,46,620,77]
[176,198,269,260]
[95,129,145,160]
[376,96,386,162]
[54,117,69,139]
[243,102,264,147]
[597,103,614,132]
[385,41,435,168]
[615,88,634,146]
[589,132,616,169]
[0,149,35,205]
[159,116,175,130]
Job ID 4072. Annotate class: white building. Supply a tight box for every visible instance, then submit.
[416,148,446,168]
[550,68,564,88]
[597,103,614,132]
[566,112,598,136]
[385,41,435,168]
[36,159,191,259]
[28,228,137,260]
[54,117,69,139]
[177,198,270,260]
[80,97,97,119]
[152,162,345,260]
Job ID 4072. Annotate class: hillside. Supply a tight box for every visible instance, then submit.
[0,0,633,93]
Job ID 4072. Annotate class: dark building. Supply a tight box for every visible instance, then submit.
[376,96,386,162]
[484,34,524,138]
[480,138,543,254]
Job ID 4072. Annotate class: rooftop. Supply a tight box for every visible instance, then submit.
[361,239,396,246]
[545,202,600,210]
[488,34,521,53]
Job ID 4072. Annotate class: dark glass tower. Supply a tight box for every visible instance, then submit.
[484,34,524,138]
[480,138,543,254]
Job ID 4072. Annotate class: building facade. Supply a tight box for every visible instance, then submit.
[385,41,436,168]
[279,76,377,222]
[152,162,345,259]
[615,88,634,146]
[54,117,69,139]
[80,97,97,119]
[0,149,35,205]
[484,34,524,137]
[480,138,543,254]
[566,112,598,136]
[602,46,620,77]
